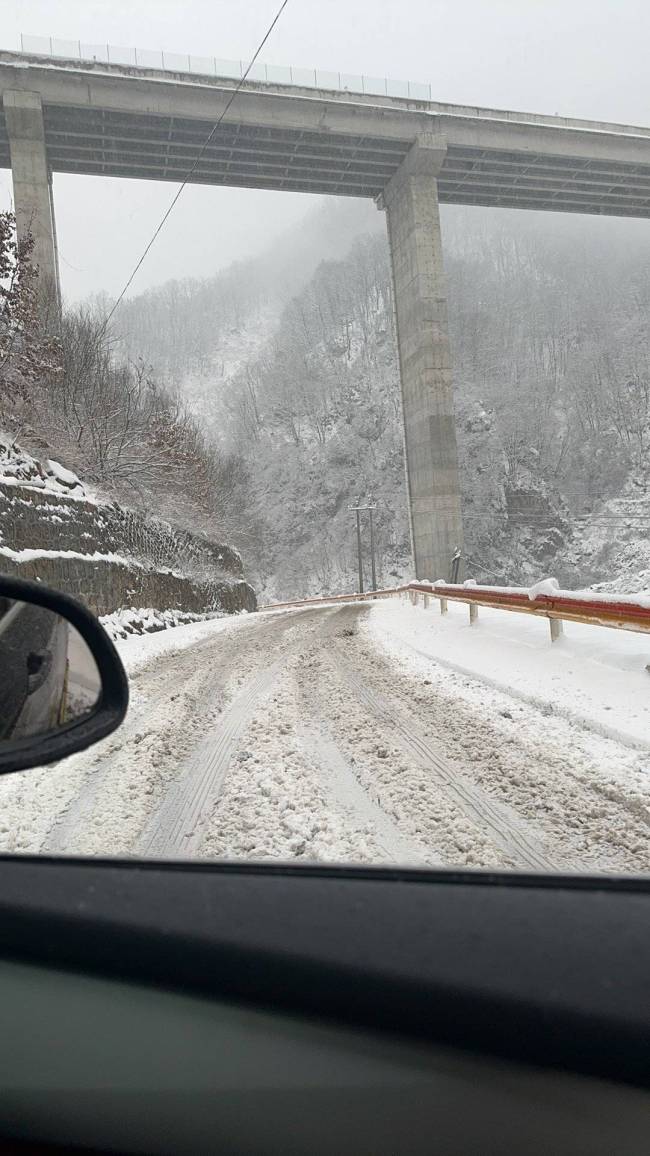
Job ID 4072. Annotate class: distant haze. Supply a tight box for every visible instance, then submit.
[2,0,650,300]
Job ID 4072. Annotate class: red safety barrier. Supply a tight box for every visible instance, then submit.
[262,580,650,638]
[408,581,650,636]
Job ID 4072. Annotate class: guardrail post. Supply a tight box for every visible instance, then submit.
[469,602,478,625]
[549,617,563,642]
[440,597,448,615]
[423,593,430,608]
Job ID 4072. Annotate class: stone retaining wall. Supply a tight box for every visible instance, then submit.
[0,483,243,577]
[0,482,257,616]
[0,552,256,617]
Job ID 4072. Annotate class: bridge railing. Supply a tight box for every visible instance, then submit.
[18,33,434,101]
[262,580,650,641]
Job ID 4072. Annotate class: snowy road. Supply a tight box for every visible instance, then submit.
[1,602,649,873]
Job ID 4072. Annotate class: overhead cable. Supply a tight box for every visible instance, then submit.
[102,0,291,331]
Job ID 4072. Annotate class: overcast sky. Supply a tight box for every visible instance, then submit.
[2,0,650,301]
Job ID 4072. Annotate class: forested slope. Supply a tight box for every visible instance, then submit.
[114,203,650,599]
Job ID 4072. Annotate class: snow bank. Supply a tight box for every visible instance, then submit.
[101,605,218,640]
[367,597,650,750]
[107,610,251,675]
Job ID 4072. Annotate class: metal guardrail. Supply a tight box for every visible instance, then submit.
[263,581,650,640]
[18,33,434,101]
[409,581,650,638]
[261,588,401,612]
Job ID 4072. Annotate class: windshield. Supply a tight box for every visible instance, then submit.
[0,0,648,876]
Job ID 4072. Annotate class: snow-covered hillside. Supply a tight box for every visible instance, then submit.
[109,202,650,600]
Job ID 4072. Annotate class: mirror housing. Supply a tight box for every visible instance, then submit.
[0,576,128,775]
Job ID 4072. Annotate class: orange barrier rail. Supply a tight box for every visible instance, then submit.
[260,588,401,612]
[263,580,650,639]
[408,581,650,638]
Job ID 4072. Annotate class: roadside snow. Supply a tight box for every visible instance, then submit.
[101,606,218,641]
[366,598,650,750]
[110,609,252,675]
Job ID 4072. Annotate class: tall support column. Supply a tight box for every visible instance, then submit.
[379,134,463,582]
[3,90,61,314]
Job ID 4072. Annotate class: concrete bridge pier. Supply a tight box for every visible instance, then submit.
[379,135,463,582]
[3,90,60,313]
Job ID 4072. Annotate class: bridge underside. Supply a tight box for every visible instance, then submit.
[2,105,650,216]
[4,56,650,584]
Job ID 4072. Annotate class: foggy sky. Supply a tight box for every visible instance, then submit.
[3,0,650,301]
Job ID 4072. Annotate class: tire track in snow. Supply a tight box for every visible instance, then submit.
[138,608,352,859]
[42,609,322,855]
[138,662,285,858]
[297,719,437,867]
[339,664,562,872]
[42,631,237,854]
[42,679,179,854]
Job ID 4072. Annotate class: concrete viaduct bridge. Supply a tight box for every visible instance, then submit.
[3,48,650,581]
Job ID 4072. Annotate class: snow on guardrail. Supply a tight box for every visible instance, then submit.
[409,578,650,639]
[263,578,650,640]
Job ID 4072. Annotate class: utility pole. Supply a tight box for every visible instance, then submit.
[349,504,378,595]
[354,507,364,593]
[368,506,377,591]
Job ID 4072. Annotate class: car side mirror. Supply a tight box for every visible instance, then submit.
[0,575,128,775]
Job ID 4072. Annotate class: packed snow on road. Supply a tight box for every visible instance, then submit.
[0,598,648,874]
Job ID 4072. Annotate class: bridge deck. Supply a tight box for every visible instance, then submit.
[3,51,650,216]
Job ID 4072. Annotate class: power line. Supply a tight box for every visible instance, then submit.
[462,517,650,526]
[102,0,291,333]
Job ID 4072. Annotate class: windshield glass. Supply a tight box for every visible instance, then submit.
[0,0,648,875]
